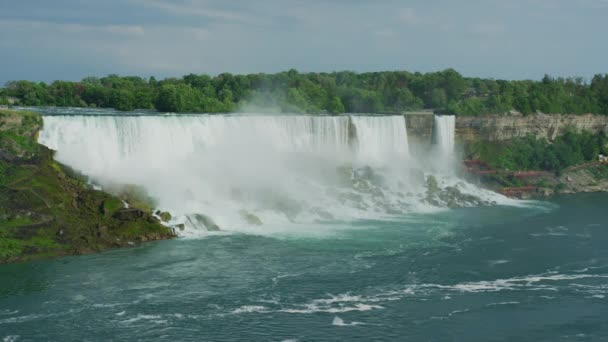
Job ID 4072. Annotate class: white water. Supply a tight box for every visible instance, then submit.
[434,115,456,156]
[38,113,510,236]
[350,116,409,167]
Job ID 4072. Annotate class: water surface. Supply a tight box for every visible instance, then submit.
[2,194,607,341]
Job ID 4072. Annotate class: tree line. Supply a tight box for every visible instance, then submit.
[1,69,608,115]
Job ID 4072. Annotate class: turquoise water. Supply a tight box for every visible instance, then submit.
[1,194,608,341]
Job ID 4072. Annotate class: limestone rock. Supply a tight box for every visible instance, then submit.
[455,113,608,143]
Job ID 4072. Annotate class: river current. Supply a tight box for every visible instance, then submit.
[1,108,607,341]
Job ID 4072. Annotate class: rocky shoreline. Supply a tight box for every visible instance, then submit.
[464,161,608,200]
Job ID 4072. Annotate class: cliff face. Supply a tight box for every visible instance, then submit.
[455,113,608,143]
[405,114,434,146]
[0,110,175,264]
[451,113,608,198]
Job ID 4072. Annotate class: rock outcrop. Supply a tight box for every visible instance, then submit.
[189,214,221,231]
[404,113,434,146]
[0,109,175,264]
[455,112,608,143]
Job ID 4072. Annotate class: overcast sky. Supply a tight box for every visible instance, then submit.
[0,0,607,84]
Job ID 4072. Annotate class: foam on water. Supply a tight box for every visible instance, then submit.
[332,316,365,326]
[38,112,512,236]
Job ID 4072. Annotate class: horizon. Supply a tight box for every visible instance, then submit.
[1,0,607,85]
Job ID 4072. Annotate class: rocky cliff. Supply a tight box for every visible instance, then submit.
[0,110,175,264]
[455,113,608,143]
[451,113,608,198]
[404,114,434,146]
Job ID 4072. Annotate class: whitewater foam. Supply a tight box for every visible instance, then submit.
[332,316,365,326]
[38,113,513,236]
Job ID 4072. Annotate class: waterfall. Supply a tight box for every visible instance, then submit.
[434,115,456,155]
[38,112,508,235]
[350,115,409,166]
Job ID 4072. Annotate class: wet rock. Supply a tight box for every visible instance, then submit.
[159,211,172,222]
[424,178,484,208]
[239,210,263,226]
[173,223,185,231]
[113,208,146,220]
[190,214,221,231]
[0,149,17,162]
[426,175,440,195]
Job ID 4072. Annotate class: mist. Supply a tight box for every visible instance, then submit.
[38,111,510,237]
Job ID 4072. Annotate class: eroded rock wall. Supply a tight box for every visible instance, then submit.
[405,114,434,147]
[455,113,608,143]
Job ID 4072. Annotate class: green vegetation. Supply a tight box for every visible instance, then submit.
[102,198,124,217]
[0,109,174,263]
[3,70,608,115]
[468,128,608,173]
[590,164,608,180]
[159,212,172,223]
[113,184,157,213]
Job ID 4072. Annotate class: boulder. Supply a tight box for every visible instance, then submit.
[113,208,146,220]
[239,210,263,225]
[159,211,172,222]
[426,175,440,195]
[172,223,185,231]
[190,214,221,231]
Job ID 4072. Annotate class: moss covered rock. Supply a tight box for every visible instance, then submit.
[159,211,172,222]
[0,110,175,264]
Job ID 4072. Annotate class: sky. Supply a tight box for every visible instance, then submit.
[0,0,607,84]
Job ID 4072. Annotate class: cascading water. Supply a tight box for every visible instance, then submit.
[349,115,409,167]
[38,111,510,236]
[434,115,456,155]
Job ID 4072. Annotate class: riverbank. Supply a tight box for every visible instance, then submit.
[0,109,175,264]
[465,161,608,199]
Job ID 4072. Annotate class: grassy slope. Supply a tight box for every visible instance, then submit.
[0,110,175,263]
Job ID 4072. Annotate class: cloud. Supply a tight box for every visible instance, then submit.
[0,0,606,83]
[0,19,145,37]
[470,23,507,37]
[398,8,421,25]
[396,7,444,29]
[130,0,250,22]
[372,28,396,38]
[103,25,146,36]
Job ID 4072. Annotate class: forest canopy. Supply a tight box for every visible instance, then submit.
[2,69,608,115]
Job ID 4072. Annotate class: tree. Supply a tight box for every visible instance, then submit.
[430,88,447,108]
[2,69,608,115]
[327,96,345,114]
